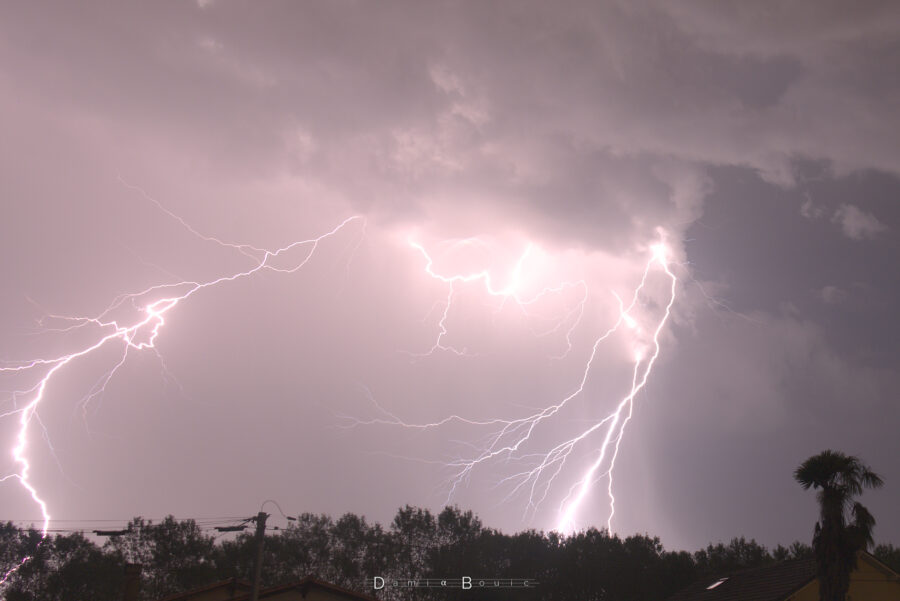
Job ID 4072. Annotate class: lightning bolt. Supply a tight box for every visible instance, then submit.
[0,188,362,583]
[2,181,676,586]
[408,238,588,357]
[351,233,676,534]
[555,242,676,532]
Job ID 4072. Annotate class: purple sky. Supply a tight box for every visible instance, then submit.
[1,1,899,552]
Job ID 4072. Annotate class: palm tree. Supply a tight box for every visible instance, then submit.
[794,450,883,601]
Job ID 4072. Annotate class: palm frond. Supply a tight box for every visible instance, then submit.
[849,503,876,549]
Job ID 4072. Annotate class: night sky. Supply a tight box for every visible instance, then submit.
[1,1,898,553]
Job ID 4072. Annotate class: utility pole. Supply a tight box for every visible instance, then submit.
[121,563,141,601]
[250,511,268,601]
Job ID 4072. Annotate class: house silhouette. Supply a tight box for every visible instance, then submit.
[156,575,379,601]
[667,551,900,601]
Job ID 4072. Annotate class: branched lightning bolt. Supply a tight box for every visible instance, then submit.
[0,190,362,583]
[408,239,588,357]
[555,242,676,532]
[351,234,676,534]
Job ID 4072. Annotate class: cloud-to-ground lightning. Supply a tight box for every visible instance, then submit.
[352,233,676,534]
[0,191,362,583]
[2,181,675,586]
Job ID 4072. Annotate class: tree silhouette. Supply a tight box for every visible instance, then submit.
[794,450,883,601]
[1,506,896,600]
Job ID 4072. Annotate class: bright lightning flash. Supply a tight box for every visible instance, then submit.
[408,237,588,357]
[0,196,362,583]
[352,233,676,534]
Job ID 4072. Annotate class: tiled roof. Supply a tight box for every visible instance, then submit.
[229,575,380,601]
[666,557,818,601]
[156,577,253,601]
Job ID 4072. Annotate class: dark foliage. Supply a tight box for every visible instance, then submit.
[0,508,895,601]
[872,543,900,574]
[0,524,123,601]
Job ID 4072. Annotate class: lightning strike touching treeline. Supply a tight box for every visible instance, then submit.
[0,195,363,582]
[345,233,678,533]
[4,3,900,594]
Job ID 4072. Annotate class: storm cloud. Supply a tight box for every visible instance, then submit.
[1,1,898,552]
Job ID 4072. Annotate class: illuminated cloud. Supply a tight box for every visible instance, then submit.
[833,204,887,239]
[820,285,849,305]
[1,0,898,552]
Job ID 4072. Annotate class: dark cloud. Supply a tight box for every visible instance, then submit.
[1,1,898,552]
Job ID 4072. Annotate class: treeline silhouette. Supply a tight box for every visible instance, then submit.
[2,506,898,601]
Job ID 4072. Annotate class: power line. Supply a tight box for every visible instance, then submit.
[1,504,302,538]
